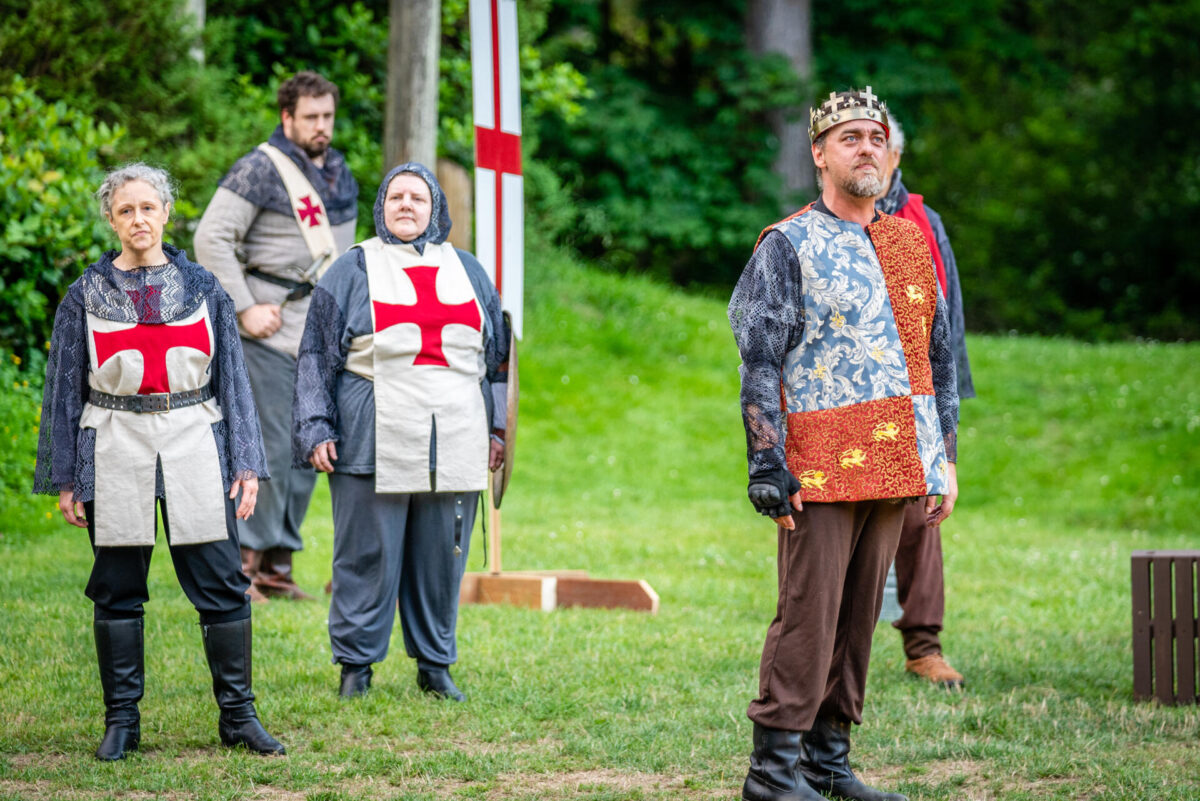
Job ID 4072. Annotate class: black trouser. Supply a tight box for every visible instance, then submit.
[85,497,250,625]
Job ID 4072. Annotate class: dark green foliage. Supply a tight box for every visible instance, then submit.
[535,0,804,285]
[2,0,1196,338]
[0,77,123,362]
[813,0,1200,340]
[0,0,276,225]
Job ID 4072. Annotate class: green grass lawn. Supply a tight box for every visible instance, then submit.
[1,238,1198,800]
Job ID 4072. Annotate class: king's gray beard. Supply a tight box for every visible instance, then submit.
[841,170,883,198]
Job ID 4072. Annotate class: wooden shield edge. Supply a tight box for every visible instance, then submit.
[491,311,518,508]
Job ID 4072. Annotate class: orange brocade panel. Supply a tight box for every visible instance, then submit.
[786,395,928,502]
[867,216,937,395]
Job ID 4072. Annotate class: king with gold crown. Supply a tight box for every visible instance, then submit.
[728,87,960,801]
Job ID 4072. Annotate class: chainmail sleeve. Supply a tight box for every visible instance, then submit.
[929,284,959,462]
[292,283,347,466]
[33,289,89,494]
[928,206,975,400]
[458,248,510,429]
[208,280,268,484]
[476,268,510,385]
[727,230,806,480]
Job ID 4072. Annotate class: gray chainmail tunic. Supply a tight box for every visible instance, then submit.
[34,245,268,501]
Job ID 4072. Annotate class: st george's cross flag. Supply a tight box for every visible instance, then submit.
[470,0,524,339]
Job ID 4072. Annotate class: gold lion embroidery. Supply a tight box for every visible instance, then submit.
[905,284,925,304]
[872,421,900,441]
[839,449,866,468]
[799,469,827,489]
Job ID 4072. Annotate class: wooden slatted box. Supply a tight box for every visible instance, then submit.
[1131,551,1200,704]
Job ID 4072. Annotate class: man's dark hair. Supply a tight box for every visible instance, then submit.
[277,71,340,116]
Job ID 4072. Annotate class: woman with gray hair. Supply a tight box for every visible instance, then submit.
[34,163,285,759]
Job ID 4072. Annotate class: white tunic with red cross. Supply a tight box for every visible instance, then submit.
[80,302,228,546]
[347,238,489,493]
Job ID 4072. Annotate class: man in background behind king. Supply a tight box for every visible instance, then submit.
[875,116,975,690]
[195,70,358,601]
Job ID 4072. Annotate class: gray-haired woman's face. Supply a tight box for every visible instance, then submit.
[106,180,169,254]
[383,173,432,242]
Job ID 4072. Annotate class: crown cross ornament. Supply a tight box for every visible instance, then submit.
[809,85,891,143]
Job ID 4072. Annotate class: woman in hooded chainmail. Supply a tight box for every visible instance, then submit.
[293,163,508,701]
[34,163,285,759]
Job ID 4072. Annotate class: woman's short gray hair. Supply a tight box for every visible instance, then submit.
[96,162,176,218]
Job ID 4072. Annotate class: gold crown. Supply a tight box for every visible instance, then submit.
[808,86,890,143]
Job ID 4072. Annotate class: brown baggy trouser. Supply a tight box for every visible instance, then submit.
[891,500,945,660]
[748,499,908,732]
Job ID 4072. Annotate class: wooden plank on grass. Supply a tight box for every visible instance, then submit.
[1175,556,1196,704]
[556,577,660,614]
[473,574,557,611]
[1132,552,1152,701]
[1152,555,1175,704]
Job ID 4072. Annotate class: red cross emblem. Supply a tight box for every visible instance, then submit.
[373,266,481,367]
[297,195,324,228]
[93,319,212,394]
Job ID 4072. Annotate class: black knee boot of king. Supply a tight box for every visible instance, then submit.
[799,716,906,801]
[743,722,825,800]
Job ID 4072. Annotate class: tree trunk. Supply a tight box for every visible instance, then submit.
[385,0,440,172]
[185,0,205,64]
[745,0,814,206]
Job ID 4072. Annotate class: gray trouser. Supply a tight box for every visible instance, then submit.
[238,338,316,552]
[327,472,476,667]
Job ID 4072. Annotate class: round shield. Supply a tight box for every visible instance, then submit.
[491,312,518,508]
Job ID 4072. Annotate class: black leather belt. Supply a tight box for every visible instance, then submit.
[247,268,314,302]
[88,384,215,413]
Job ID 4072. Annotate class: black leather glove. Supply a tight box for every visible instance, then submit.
[747,468,802,519]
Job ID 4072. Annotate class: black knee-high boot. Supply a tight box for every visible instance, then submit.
[201,618,285,755]
[93,618,144,761]
[799,715,906,801]
[743,723,825,800]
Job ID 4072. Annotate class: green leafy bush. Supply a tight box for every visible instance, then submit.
[534,16,803,285]
[0,76,124,361]
[0,349,50,533]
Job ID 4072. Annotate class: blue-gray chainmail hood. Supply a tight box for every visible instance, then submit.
[374,162,452,254]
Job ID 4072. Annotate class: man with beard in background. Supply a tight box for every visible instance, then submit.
[195,71,358,602]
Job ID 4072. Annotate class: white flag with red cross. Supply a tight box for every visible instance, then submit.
[470,0,524,339]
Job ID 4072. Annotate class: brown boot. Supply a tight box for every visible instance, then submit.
[240,548,269,604]
[255,549,315,601]
[905,652,965,689]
